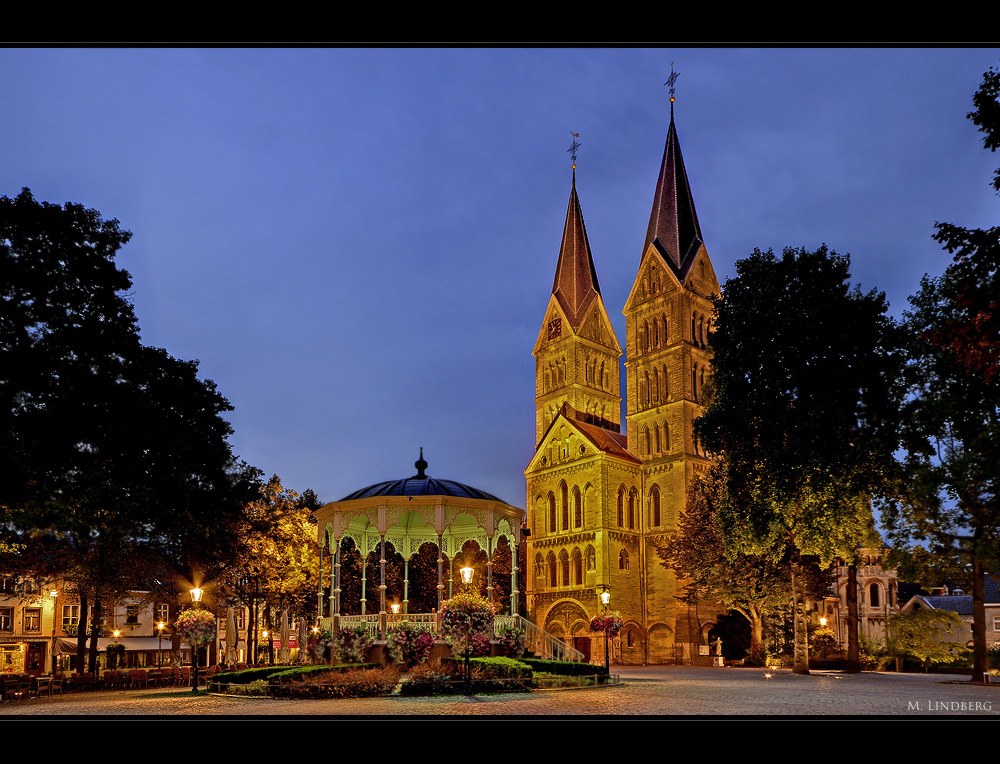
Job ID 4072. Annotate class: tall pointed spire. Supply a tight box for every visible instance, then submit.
[642,94,704,276]
[551,166,601,328]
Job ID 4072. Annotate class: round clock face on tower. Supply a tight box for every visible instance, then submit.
[547,318,562,340]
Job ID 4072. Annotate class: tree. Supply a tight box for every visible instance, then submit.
[657,464,790,666]
[888,608,970,671]
[882,67,1000,683]
[697,246,904,674]
[0,188,258,668]
[222,475,320,661]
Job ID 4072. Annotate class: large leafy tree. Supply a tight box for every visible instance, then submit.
[697,246,904,674]
[0,188,257,668]
[657,464,791,666]
[882,65,1000,682]
[223,476,319,661]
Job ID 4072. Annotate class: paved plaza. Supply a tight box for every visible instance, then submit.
[2,666,998,719]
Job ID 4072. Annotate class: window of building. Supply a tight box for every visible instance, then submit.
[23,608,41,632]
[572,548,583,586]
[993,616,1000,633]
[62,605,80,629]
[651,485,661,527]
[561,482,569,531]
[628,488,637,530]
[573,487,582,528]
[0,607,12,632]
[548,493,556,533]
[617,486,625,527]
[559,550,569,587]
[125,605,139,627]
[869,583,880,608]
[155,603,169,624]
[548,554,557,588]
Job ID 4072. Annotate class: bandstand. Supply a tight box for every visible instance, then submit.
[313,451,528,639]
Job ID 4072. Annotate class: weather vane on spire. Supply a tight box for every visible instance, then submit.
[568,132,581,172]
[665,62,679,109]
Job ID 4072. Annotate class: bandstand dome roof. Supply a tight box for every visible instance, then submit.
[338,448,504,503]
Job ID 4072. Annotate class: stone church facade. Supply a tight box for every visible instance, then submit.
[525,103,724,664]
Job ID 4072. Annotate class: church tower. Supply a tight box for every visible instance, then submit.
[525,82,724,665]
[532,168,622,443]
[623,89,722,663]
[525,162,638,657]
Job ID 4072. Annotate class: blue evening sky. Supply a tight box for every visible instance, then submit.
[2,47,997,508]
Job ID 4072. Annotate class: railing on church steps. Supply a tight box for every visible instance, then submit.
[316,613,584,663]
[500,615,585,663]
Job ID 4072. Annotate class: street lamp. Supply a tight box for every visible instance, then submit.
[599,587,611,672]
[459,565,475,695]
[157,621,165,668]
[189,587,203,691]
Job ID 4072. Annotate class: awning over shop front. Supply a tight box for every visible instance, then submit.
[53,638,193,655]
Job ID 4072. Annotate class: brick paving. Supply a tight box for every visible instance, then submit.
[2,666,998,717]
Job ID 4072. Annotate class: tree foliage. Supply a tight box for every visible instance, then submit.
[697,245,903,673]
[882,64,1000,681]
[888,608,971,669]
[0,188,258,670]
[657,464,790,665]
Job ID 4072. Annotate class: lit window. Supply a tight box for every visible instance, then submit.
[23,608,41,632]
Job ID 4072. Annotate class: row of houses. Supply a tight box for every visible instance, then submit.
[0,576,298,675]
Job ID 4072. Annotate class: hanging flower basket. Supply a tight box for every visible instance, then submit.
[174,608,217,646]
[590,611,624,638]
[439,592,496,638]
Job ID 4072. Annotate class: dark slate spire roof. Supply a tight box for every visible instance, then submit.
[643,108,705,278]
[339,450,504,502]
[551,173,601,328]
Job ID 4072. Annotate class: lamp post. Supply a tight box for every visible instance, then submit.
[459,565,474,695]
[49,589,58,676]
[190,586,203,691]
[157,621,165,668]
[599,587,611,672]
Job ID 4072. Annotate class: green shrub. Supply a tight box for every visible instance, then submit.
[519,658,608,677]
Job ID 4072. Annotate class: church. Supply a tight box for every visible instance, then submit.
[525,94,724,664]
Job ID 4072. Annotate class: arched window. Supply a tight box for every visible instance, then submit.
[643,320,650,352]
[573,486,582,528]
[652,319,659,347]
[651,485,661,527]
[628,488,637,530]
[547,553,557,588]
[653,368,660,403]
[548,493,556,534]
[572,548,583,586]
[619,548,630,572]
[654,423,661,454]
[643,426,651,456]
[643,370,650,408]
[870,583,880,608]
[664,422,670,452]
[662,364,669,399]
[617,486,626,527]
[561,482,569,531]
[559,549,570,587]
[662,314,668,344]
[692,363,699,403]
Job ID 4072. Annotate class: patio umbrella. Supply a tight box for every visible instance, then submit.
[225,608,238,666]
[298,616,308,663]
[280,609,290,664]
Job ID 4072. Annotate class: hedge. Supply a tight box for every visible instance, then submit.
[519,658,609,677]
